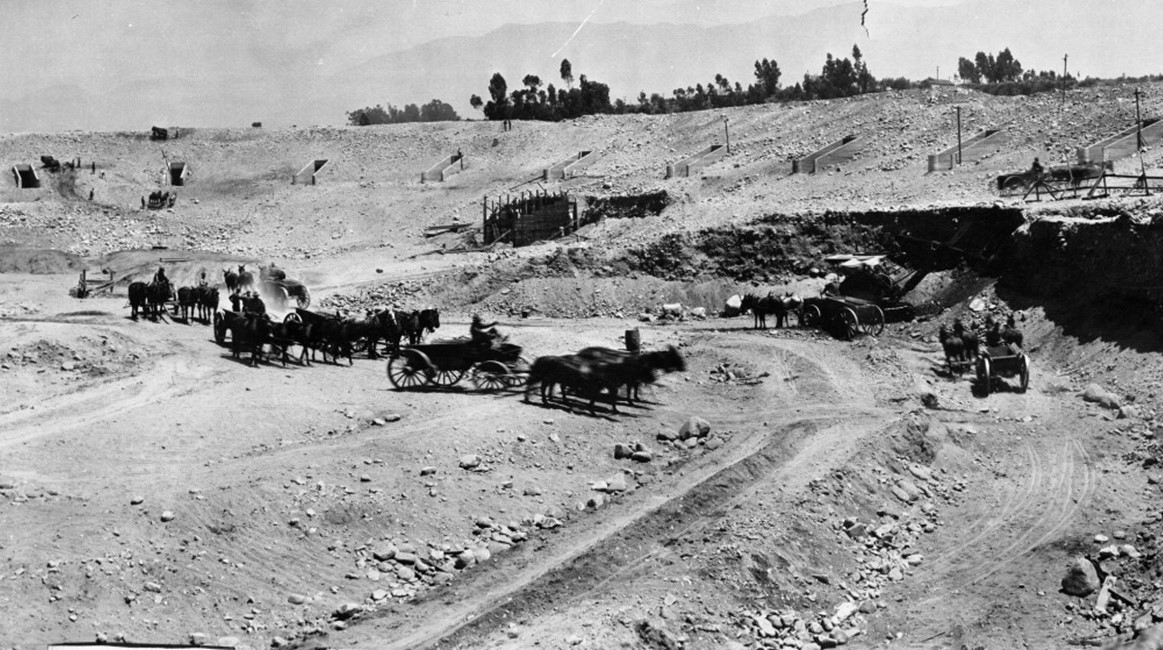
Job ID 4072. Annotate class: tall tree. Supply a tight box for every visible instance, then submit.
[958,57,980,83]
[560,59,574,90]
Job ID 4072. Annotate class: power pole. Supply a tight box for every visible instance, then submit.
[1135,87,1144,150]
[723,116,731,154]
[1061,54,1068,109]
[956,106,963,165]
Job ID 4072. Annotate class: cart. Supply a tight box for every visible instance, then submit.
[386,340,528,391]
[800,295,885,340]
[259,278,311,308]
[975,344,1030,395]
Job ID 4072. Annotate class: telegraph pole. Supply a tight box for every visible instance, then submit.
[1135,87,1144,150]
[1061,53,1068,109]
[723,116,731,154]
[956,106,963,165]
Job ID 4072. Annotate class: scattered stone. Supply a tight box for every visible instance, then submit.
[420,466,437,476]
[607,473,628,492]
[705,436,723,450]
[143,581,162,593]
[360,474,371,482]
[288,593,307,605]
[160,510,176,522]
[679,416,711,440]
[891,485,913,502]
[1082,384,1121,409]
[130,496,144,505]
[1094,534,1110,543]
[859,601,877,614]
[523,486,542,496]
[372,544,397,561]
[395,552,417,564]
[372,589,388,601]
[459,455,481,470]
[614,443,632,460]
[630,449,653,463]
[383,413,402,422]
[1061,557,1100,597]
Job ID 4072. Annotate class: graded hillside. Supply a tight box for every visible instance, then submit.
[3,83,1163,269]
[5,86,1163,650]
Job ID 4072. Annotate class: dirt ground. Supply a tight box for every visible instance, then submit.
[4,87,1163,650]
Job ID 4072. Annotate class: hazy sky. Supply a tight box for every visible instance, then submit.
[0,0,1156,132]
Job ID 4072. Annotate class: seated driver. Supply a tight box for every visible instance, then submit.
[470,313,501,347]
[153,267,168,286]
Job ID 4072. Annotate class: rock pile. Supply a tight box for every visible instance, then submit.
[658,416,728,452]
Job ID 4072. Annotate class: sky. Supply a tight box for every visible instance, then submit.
[0,0,1157,132]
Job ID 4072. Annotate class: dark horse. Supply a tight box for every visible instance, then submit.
[229,312,271,367]
[363,309,406,359]
[574,346,686,403]
[195,286,219,321]
[177,286,198,321]
[128,281,172,319]
[740,292,801,329]
[524,355,631,414]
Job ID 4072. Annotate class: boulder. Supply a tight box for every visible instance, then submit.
[678,417,711,440]
[1082,384,1121,409]
[1061,557,1100,596]
[724,294,743,317]
[459,454,482,470]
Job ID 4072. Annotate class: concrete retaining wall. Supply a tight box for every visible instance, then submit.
[665,144,725,178]
[421,153,465,182]
[928,129,1007,171]
[1078,118,1163,164]
[11,164,39,188]
[543,151,597,181]
[292,159,329,185]
[793,135,862,174]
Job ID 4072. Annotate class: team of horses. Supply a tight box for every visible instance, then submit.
[221,304,441,368]
[939,315,1023,375]
[741,292,804,329]
[524,346,686,414]
[128,280,219,321]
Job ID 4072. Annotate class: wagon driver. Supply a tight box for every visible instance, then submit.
[470,313,502,348]
[153,266,169,287]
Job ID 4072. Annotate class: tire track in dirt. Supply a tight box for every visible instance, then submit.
[0,355,218,451]
[920,438,1095,601]
[328,338,892,650]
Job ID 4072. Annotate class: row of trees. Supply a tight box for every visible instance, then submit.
[472,47,891,121]
[347,46,1110,126]
[346,99,460,126]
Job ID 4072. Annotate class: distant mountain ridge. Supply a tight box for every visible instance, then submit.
[1,0,1159,133]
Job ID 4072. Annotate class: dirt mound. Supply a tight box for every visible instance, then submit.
[0,246,84,273]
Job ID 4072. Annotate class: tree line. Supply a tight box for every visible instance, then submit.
[344,46,1153,125]
[470,47,899,121]
[346,99,460,126]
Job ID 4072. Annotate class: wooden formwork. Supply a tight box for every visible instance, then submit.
[75,269,115,298]
[928,129,1007,171]
[793,135,862,174]
[483,190,582,247]
[421,153,465,182]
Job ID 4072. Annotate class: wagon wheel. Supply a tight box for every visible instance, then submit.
[387,350,433,390]
[1018,354,1030,393]
[471,361,511,391]
[977,357,992,396]
[1004,176,1027,192]
[296,287,311,309]
[430,368,466,387]
[860,306,885,336]
[284,312,302,324]
[839,307,860,340]
[213,310,226,344]
[801,304,822,328]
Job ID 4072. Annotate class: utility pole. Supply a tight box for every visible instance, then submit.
[1061,54,1068,109]
[956,106,963,165]
[1135,87,1144,150]
[723,116,731,154]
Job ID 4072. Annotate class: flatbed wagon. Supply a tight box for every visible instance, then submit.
[387,340,528,390]
[800,295,885,340]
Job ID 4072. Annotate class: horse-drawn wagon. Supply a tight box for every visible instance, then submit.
[387,341,528,391]
[258,265,311,308]
[975,343,1029,395]
[800,295,885,340]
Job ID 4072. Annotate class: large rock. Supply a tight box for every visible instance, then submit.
[724,294,743,317]
[1062,557,1100,596]
[678,417,711,440]
[1082,384,1121,409]
[459,454,482,470]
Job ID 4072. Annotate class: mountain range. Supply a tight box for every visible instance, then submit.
[0,0,1157,133]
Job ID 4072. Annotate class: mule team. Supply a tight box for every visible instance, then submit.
[223,304,440,368]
